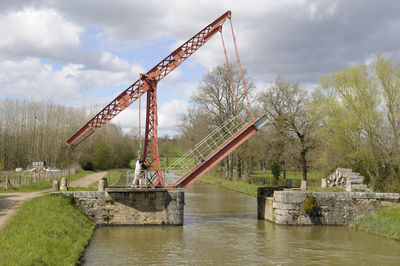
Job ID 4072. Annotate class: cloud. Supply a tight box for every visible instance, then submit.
[0,58,144,106]
[0,7,83,60]
[3,1,400,85]
[2,0,400,138]
[112,99,189,137]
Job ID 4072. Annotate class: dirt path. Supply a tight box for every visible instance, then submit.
[69,171,108,187]
[0,191,44,230]
[0,171,108,230]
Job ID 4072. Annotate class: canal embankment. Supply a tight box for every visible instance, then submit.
[0,194,95,265]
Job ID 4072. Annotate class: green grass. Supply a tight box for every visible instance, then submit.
[200,175,260,197]
[200,171,338,197]
[250,170,325,187]
[0,170,95,193]
[0,181,53,193]
[351,205,400,241]
[88,169,125,188]
[68,170,95,182]
[0,194,95,265]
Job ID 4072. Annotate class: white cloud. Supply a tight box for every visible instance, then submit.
[99,51,130,72]
[112,99,189,137]
[0,58,145,105]
[0,7,83,58]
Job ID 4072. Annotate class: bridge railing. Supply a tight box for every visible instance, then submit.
[166,114,246,179]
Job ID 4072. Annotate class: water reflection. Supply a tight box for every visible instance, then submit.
[84,182,400,265]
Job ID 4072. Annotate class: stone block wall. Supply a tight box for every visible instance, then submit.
[59,189,184,225]
[258,188,399,225]
[257,187,284,220]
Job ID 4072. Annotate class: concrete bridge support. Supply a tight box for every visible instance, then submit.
[60,189,184,225]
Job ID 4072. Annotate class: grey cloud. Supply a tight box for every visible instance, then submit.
[246,0,400,83]
[2,0,400,86]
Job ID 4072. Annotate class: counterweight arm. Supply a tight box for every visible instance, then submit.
[67,11,231,146]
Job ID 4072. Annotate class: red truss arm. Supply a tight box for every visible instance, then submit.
[67,11,232,146]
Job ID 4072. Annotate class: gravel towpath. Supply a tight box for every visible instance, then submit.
[68,171,108,188]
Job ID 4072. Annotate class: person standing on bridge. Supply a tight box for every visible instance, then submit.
[133,156,142,186]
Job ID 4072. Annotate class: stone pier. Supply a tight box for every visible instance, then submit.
[258,188,399,225]
[59,188,184,225]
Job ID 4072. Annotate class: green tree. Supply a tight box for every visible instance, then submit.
[315,55,400,192]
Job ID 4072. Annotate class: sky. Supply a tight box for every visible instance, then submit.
[1,0,400,137]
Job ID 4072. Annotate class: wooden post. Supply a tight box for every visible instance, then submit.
[5,174,8,190]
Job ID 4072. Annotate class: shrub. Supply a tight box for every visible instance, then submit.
[303,193,317,214]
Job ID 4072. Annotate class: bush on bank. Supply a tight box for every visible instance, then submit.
[0,194,95,265]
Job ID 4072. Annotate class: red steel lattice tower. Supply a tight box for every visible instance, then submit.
[67,11,234,187]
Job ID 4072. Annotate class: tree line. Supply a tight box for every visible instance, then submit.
[1,54,399,193]
[0,100,136,171]
[178,55,400,192]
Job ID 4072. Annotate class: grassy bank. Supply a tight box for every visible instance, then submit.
[0,170,95,193]
[200,173,342,197]
[88,169,126,188]
[0,194,95,265]
[200,175,260,197]
[351,205,400,241]
[250,170,325,187]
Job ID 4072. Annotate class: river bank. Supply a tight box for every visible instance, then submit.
[351,205,400,241]
[201,174,400,241]
[0,194,95,265]
[199,175,260,196]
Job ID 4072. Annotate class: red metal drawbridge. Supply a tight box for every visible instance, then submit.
[67,11,267,189]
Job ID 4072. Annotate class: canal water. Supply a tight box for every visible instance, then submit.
[83,182,400,265]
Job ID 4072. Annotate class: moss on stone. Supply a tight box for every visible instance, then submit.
[303,193,317,214]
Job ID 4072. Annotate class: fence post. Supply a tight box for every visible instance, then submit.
[5,174,8,189]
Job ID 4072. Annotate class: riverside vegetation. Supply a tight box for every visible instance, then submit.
[0,194,95,265]
[352,205,400,241]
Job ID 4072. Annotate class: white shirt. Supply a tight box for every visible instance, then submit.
[135,160,142,171]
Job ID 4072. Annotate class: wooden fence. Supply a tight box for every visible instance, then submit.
[0,167,78,190]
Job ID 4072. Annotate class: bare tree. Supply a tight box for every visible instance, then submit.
[189,63,255,180]
[261,77,318,181]
[0,99,136,171]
